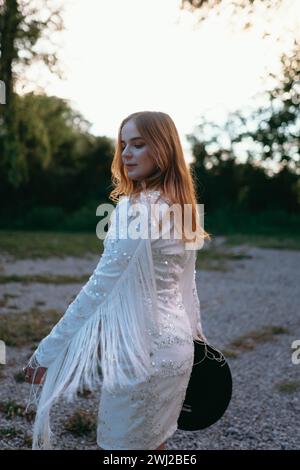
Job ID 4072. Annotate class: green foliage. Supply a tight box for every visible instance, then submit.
[20,206,65,229]
[0,0,64,187]
[206,206,300,237]
[64,409,96,437]
[180,0,284,32]
[228,325,288,353]
[0,273,89,284]
[1,1,299,233]
[0,91,114,226]
[275,381,300,394]
[189,37,300,215]
[61,201,102,231]
[0,399,35,422]
[16,93,52,180]
[0,427,23,438]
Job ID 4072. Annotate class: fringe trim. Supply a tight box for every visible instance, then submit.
[25,237,159,450]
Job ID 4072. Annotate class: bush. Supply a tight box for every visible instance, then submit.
[64,409,96,436]
[19,206,65,229]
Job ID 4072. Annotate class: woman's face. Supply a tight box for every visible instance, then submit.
[121,119,157,183]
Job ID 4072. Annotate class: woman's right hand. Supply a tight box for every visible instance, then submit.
[195,332,208,343]
[23,365,47,384]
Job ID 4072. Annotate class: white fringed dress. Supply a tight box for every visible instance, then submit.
[25,189,205,450]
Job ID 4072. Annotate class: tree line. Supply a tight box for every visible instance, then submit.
[1,0,299,232]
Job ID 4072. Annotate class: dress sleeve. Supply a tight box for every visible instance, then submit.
[180,249,207,342]
[24,195,160,449]
[148,193,207,341]
[27,198,144,369]
[191,265,207,342]
[146,192,206,341]
[29,229,141,368]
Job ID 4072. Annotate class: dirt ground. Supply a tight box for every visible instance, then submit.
[0,238,299,450]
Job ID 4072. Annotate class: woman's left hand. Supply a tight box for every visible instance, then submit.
[23,365,47,384]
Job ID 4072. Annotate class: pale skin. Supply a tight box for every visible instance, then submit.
[23,118,206,450]
[120,118,158,184]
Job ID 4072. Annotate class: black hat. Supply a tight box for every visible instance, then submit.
[177,340,232,431]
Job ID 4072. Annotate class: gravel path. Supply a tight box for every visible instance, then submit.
[0,239,299,450]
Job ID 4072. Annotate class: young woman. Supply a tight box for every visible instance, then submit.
[23,110,211,451]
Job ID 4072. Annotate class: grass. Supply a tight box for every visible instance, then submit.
[0,365,6,379]
[274,381,300,394]
[64,409,97,437]
[0,426,23,438]
[226,325,289,357]
[196,245,252,271]
[223,233,300,251]
[196,231,300,272]
[23,433,33,447]
[0,399,36,422]
[76,388,94,399]
[0,297,8,307]
[0,274,89,285]
[0,230,104,259]
[0,228,252,272]
[221,349,239,359]
[206,208,300,248]
[0,307,62,347]
[0,426,33,447]
[14,371,26,383]
[3,293,19,298]
[1,225,299,263]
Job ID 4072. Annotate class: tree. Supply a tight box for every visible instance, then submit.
[180,0,283,32]
[0,91,115,218]
[0,0,64,187]
[181,0,300,211]
[227,39,300,175]
[187,38,300,212]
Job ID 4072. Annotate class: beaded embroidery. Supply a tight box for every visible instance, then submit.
[97,359,192,450]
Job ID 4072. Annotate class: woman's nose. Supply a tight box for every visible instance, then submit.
[122,147,132,159]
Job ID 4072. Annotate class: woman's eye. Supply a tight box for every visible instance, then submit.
[121,144,144,150]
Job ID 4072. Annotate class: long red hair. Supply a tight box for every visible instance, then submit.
[109,111,211,244]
